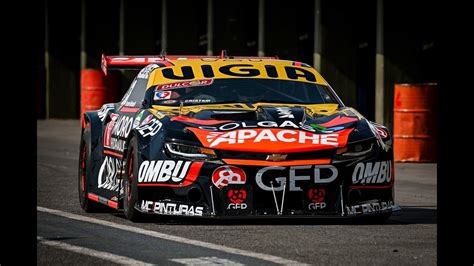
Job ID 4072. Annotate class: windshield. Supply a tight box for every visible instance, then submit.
[149,78,339,106]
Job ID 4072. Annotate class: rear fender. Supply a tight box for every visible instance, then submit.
[82,103,116,144]
[82,111,104,147]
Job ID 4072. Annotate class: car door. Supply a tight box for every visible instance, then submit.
[95,75,149,201]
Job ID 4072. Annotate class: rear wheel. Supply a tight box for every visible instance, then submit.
[78,127,103,212]
[123,136,142,221]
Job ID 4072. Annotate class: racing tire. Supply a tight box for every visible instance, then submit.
[123,136,143,221]
[78,128,103,212]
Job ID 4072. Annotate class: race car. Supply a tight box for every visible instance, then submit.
[78,51,400,222]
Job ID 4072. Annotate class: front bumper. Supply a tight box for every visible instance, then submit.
[133,130,396,218]
[135,156,397,218]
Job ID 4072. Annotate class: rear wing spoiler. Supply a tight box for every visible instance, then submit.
[101,50,278,75]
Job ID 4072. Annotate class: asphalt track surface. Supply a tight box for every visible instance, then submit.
[38,120,437,265]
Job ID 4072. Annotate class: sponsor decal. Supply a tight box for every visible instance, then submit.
[136,117,162,137]
[109,57,168,64]
[155,79,214,90]
[198,120,316,132]
[310,124,326,131]
[137,161,202,187]
[133,110,145,128]
[346,200,396,215]
[212,166,246,189]
[352,160,392,185]
[106,137,127,152]
[318,115,358,127]
[228,189,246,204]
[98,104,114,122]
[102,114,134,150]
[138,160,191,183]
[162,99,178,104]
[154,91,172,100]
[123,101,136,107]
[227,189,248,210]
[120,106,140,113]
[153,64,325,84]
[120,80,136,106]
[104,114,119,148]
[256,165,338,191]
[188,127,353,152]
[227,203,248,210]
[155,111,166,118]
[368,122,390,152]
[307,188,325,203]
[205,129,338,147]
[111,115,134,138]
[307,188,326,210]
[184,99,212,104]
[141,114,154,126]
[375,126,388,138]
[308,202,326,210]
[137,64,159,79]
[310,124,345,133]
[275,107,294,118]
[98,156,124,192]
[140,200,204,216]
[266,153,287,162]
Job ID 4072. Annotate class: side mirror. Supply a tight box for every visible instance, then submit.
[142,99,150,109]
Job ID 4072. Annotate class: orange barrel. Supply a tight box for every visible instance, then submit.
[104,71,120,103]
[80,69,120,119]
[393,83,437,162]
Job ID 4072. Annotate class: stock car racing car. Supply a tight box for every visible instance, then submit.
[78,51,399,222]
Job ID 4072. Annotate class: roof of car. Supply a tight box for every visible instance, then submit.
[146,59,329,88]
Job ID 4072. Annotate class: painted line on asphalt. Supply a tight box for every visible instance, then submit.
[37,236,152,265]
[38,206,307,265]
[171,256,244,265]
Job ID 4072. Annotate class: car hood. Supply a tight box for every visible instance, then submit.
[153,103,376,153]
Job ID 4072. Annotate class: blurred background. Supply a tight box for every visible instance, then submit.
[36,0,436,136]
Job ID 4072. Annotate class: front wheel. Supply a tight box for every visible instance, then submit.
[123,136,142,221]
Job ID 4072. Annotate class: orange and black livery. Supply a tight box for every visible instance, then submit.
[78,51,399,221]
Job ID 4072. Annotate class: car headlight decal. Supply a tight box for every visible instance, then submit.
[165,142,217,160]
[335,140,374,157]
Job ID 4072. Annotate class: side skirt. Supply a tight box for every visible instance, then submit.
[88,193,119,209]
